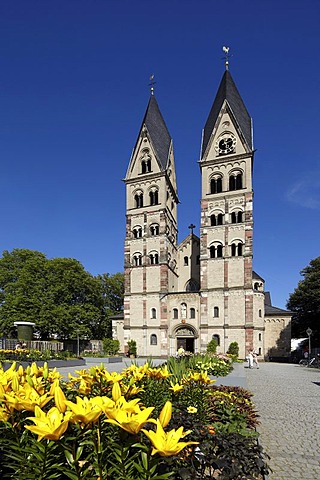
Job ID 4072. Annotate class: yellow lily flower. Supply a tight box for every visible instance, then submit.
[4,384,53,412]
[25,406,71,441]
[121,384,144,397]
[159,401,172,428]
[169,382,184,394]
[112,382,122,401]
[102,371,123,384]
[0,407,10,422]
[54,383,67,413]
[64,396,102,425]
[142,419,199,457]
[105,403,155,435]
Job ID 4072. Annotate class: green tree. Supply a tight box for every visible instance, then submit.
[0,249,105,340]
[97,272,124,337]
[287,257,320,344]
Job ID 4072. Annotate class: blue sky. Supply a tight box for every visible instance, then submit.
[0,0,319,309]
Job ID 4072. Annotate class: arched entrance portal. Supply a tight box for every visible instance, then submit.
[175,326,197,353]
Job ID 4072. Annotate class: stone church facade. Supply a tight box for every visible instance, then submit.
[112,68,291,359]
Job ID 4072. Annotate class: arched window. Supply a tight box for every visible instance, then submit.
[212,334,220,346]
[133,253,142,266]
[231,242,243,257]
[213,306,219,317]
[259,309,262,318]
[210,244,223,259]
[230,211,243,224]
[133,226,142,238]
[149,189,159,206]
[184,256,188,266]
[150,224,159,236]
[210,213,224,226]
[210,176,222,194]
[190,308,195,319]
[229,173,243,191]
[134,192,144,208]
[151,308,157,319]
[173,308,178,319]
[259,333,262,341]
[149,252,159,265]
[150,334,157,345]
[141,158,151,174]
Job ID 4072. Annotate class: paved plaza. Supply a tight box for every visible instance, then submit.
[244,362,320,480]
[56,358,320,479]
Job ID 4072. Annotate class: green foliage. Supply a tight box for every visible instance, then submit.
[0,249,124,342]
[166,353,233,381]
[102,338,120,356]
[97,272,124,338]
[127,339,137,356]
[0,360,268,480]
[227,341,239,357]
[207,338,218,354]
[287,256,320,344]
[0,348,76,363]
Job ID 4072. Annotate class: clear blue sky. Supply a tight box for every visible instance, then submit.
[0,0,319,309]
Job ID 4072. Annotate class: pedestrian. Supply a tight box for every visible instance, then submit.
[252,350,259,369]
[177,345,185,356]
[247,350,253,368]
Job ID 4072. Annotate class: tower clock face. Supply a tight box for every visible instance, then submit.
[215,134,237,154]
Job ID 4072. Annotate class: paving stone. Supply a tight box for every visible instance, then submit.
[244,363,320,480]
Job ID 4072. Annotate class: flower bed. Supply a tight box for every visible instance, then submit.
[0,357,269,479]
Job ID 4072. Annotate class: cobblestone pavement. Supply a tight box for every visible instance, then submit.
[244,362,320,480]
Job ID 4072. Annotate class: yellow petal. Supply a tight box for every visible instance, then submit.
[159,401,172,428]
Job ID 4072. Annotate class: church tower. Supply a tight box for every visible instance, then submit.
[199,66,264,356]
[122,92,179,356]
[111,55,290,360]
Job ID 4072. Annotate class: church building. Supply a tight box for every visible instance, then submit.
[112,63,291,359]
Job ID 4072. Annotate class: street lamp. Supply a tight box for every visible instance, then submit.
[306,327,312,362]
[77,330,80,357]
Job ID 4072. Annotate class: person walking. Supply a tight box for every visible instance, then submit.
[247,350,253,368]
[251,350,259,369]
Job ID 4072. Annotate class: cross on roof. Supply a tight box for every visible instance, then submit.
[188,224,196,235]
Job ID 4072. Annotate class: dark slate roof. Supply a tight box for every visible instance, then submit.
[264,291,272,306]
[201,70,252,158]
[253,271,265,282]
[265,304,292,316]
[264,292,291,315]
[141,95,172,170]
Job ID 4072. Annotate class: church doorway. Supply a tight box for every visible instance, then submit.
[175,326,196,353]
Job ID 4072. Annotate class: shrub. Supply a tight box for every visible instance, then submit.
[127,339,137,356]
[102,338,120,356]
[227,341,239,357]
[207,338,218,354]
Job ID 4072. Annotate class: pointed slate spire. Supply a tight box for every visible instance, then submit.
[201,70,253,158]
[140,95,172,170]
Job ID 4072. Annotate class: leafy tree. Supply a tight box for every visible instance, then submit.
[0,249,111,340]
[287,257,320,344]
[97,272,124,337]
